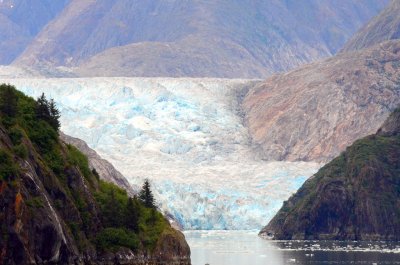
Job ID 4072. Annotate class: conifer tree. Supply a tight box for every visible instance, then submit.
[125,197,139,232]
[36,93,61,132]
[36,93,50,121]
[139,179,155,208]
[49,99,61,131]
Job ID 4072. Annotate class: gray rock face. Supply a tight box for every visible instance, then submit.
[243,40,400,162]
[12,0,388,78]
[60,132,136,196]
[342,0,400,52]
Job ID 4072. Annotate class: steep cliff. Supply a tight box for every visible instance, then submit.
[342,0,400,52]
[243,40,400,162]
[260,107,400,241]
[0,84,190,264]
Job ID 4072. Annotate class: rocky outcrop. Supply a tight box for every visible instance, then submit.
[342,0,400,52]
[243,40,400,162]
[60,132,137,196]
[260,107,400,241]
[11,0,388,78]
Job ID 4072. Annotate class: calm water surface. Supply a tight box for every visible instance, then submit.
[184,230,400,265]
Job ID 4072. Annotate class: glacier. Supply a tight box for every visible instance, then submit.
[0,77,321,230]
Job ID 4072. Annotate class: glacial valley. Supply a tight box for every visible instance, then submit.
[1,77,321,230]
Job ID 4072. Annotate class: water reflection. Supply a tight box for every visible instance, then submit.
[184,230,400,265]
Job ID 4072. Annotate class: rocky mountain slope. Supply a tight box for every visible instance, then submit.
[11,0,388,78]
[243,40,400,162]
[0,0,69,65]
[342,0,400,52]
[260,107,400,241]
[60,132,137,196]
[0,84,190,264]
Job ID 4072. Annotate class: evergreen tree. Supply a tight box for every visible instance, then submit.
[36,93,50,121]
[0,84,18,118]
[125,197,139,232]
[49,99,61,131]
[103,188,122,227]
[35,93,61,132]
[139,179,155,208]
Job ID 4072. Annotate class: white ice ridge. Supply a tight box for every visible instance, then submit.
[2,77,321,230]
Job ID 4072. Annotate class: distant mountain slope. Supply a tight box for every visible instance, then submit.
[342,0,400,52]
[12,0,388,78]
[260,107,400,241]
[243,40,400,162]
[0,0,69,64]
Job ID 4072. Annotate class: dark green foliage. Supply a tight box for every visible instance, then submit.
[95,228,139,251]
[0,84,18,119]
[48,99,61,131]
[95,181,128,227]
[139,179,155,208]
[95,180,167,251]
[35,93,61,132]
[28,120,58,152]
[0,149,18,181]
[126,198,139,232]
[12,144,28,159]
[9,127,23,145]
[66,144,92,180]
[25,197,44,208]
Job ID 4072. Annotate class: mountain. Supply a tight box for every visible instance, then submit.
[0,84,190,264]
[0,0,69,65]
[342,0,400,52]
[12,0,388,78]
[60,132,137,196]
[242,40,400,162]
[259,107,400,241]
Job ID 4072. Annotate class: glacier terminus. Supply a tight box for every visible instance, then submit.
[2,77,321,230]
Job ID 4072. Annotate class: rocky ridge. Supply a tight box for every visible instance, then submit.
[11,0,388,78]
[342,0,400,52]
[243,40,400,162]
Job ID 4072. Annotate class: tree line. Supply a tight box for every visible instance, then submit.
[0,84,60,132]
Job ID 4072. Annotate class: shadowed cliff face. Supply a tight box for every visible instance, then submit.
[342,0,400,53]
[11,0,388,78]
[243,40,400,162]
[0,86,190,265]
[260,108,400,241]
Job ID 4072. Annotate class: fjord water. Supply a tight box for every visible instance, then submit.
[184,231,400,265]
